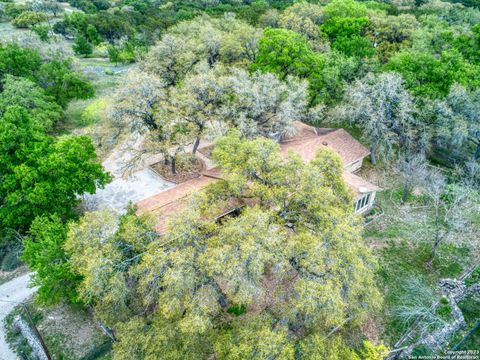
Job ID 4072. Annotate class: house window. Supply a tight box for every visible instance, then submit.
[355,193,371,212]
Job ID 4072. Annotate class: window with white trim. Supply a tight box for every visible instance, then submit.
[355,193,371,212]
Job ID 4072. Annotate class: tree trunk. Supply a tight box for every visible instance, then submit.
[401,183,411,204]
[370,143,377,165]
[192,136,201,155]
[171,156,176,176]
[427,229,442,268]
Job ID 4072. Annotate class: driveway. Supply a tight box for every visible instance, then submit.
[83,168,175,212]
[0,273,37,360]
[83,134,176,213]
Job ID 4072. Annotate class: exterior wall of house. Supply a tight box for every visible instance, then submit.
[354,191,376,214]
[345,158,364,173]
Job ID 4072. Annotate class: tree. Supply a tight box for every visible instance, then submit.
[73,34,93,57]
[65,209,157,324]
[384,50,480,98]
[365,13,419,63]
[12,11,47,28]
[320,0,374,58]
[0,75,62,129]
[143,15,259,86]
[434,84,480,161]
[397,153,429,204]
[66,133,381,359]
[278,2,326,49]
[0,44,41,83]
[155,66,228,155]
[252,28,321,80]
[111,66,311,173]
[309,50,359,105]
[251,27,358,106]
[32,0,62,17]
[143,33,202,86]
[37,59,95,107]
[0,106,110,232]
[22,215,82,304]
[109,70,165,133]
[336,72,419,164]
[225,69,309,139]
[421,170,477,267]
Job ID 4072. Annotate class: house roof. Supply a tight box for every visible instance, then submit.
[136,122,379,233]
[136,174,221,234]
[136,175,218,214]
[342,171,381,196]
[280,122,370,166]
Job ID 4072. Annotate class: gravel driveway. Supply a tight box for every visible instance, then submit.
[0,273,37,360]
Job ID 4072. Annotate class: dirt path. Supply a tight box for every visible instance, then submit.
[0,273,37,360]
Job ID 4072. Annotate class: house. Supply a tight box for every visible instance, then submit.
[280,122,380,214]
[136,122,381,232]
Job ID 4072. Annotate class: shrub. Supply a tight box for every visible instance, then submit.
[1,251,22,271]
[32,24,50,41]
[73,35,93,56]
[12,11,47,28]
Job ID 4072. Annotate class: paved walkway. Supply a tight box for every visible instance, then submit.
[0,273,37,360]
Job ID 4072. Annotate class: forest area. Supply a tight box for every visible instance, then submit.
[0,0,480,359]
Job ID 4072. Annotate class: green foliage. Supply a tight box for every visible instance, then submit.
[252,28,321,80]
[0,44,94,109]
[3,3,26,19]
[32,25,50,42]
[320,0,374,57]
[66,133,381,358]
[73,35,93,57]
[464,266,480,286]
[37,59,95,107]
[384,50,480,98]
[0,106,110,232]
[457,296,480,350]
[107,45,121,64]
[0,44,41,81]
[226,304,246,316]
[360,340,389,359]
[22,215,82,305]
[436,296,453,320]
[12,11,47,28]
[0,75,62,129]
[81,98,107,126]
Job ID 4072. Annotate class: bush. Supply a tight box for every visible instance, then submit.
[437,296,453,320]
[464,267,480,286]
[4,3,26,19]
[32,24,50,41]
[73,35,93,56]
[1,251,22,271]
[12,11,47,28]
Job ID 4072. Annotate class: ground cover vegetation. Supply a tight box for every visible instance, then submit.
[1,0,480,358]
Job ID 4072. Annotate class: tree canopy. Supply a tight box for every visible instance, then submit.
[65,132,381,359]
[0,106,110,232]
